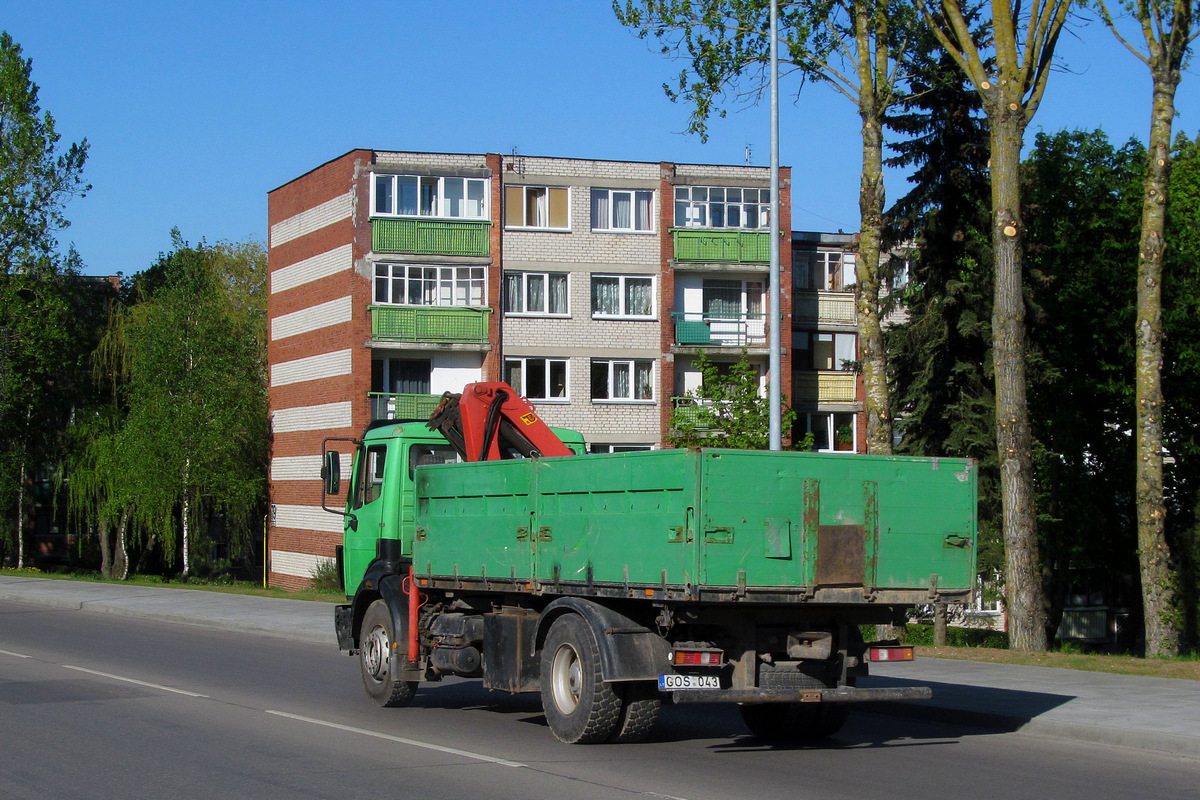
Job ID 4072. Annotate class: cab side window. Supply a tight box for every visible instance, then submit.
[354,444,387,508]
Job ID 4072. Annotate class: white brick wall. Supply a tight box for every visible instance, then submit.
[270,244,353,294]
[270,349,353,387]
[270,296,353,341]
[273,401,353,433]
[373,151,490,171]
[270,548,336,579]
[273,504,346,534]
[270,191,353,248]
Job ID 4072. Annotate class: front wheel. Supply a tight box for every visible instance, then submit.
[359,599,418,708]
[540,614,622,744]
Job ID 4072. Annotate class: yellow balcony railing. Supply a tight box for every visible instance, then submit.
[793,290,856,324]
[793,372,858,404]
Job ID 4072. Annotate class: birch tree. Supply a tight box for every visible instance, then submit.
[916,0,1074,651]
[1096,1,1197,657]
[615,0,921,453]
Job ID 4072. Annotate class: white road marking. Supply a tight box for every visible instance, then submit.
[62,665,210,698]
[0,649,31,658]
[265,710,527,767]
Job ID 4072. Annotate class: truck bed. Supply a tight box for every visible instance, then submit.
[412,448,976,605]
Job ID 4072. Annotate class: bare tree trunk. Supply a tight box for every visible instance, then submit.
[98,515,112,579]
[16,460,25,569]
[114,511,128,580]
[989,110,1047,652]
[853,7,893,456]
[933,602,948,646]
[1135,63,1182,658]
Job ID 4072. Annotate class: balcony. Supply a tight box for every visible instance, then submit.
[793,372,858,405]
[370,305,492,344]
[369,392,443,421]
[669,397,715,431]
[671,229,771,264]
[372,218,491,257]
[672,312,767,347]
[794,290,856,325]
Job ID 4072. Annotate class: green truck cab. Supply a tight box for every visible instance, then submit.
[327,421,977,744]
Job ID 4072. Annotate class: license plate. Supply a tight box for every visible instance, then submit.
[658,674,720,691]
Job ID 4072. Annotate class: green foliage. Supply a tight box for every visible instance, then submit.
[309,558,341,592]
[0,31,89,267]
[80,232,268,573]
[668,351,802,450]
[903,623,1009,649]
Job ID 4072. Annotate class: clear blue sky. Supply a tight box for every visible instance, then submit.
[7,1,1197,277]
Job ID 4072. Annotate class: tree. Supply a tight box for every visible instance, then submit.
[916,0,1074,651]
[669,350,802,449]
[0,31,89,269]
[615,0,921,454]
[0,31,90,567]
[92,234,267,575]
[1094,1,1199,657]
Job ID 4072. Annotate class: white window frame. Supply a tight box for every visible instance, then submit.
[591,188,654,232]
[591,274,655,319]
[589,443,654,454]
[504,357,569,401]
[804,411,857,453]
[505,185,570,230]
[591,359,655,403]
[503,271,570,316]
[373,263,487,307]
[673,185,771,230]
[371,173,489,220]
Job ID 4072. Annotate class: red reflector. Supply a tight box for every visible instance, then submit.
[672,649,723,666]
[868,645,916,662]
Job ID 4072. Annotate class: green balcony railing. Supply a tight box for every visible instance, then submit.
[372,217,492,257]
[672,311,768,347]
[369,392,443,421]
[370,305,492,344]
[671,229,771,263]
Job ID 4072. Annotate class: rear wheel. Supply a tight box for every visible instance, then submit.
[540,614,622,744]
[359,599,418,708]
[608,681,661,743]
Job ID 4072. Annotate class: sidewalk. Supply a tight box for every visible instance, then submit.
[2,574,1197,758]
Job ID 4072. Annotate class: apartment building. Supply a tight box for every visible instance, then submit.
[265,148,793,589]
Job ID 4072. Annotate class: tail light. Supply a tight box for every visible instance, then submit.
[672,648,724,666]
[868,645,916,662]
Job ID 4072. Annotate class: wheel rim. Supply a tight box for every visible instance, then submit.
[362,624,389,682]
[550,641,583,715]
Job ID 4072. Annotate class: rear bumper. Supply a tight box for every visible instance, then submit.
[668,685,933,704]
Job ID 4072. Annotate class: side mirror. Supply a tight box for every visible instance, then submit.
[321,450,341,495]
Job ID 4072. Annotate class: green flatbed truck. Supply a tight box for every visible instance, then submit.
[326,394,977,744]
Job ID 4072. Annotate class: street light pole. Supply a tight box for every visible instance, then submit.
[768,0,782,451]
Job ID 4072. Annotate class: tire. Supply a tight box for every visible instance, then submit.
[540,614,622,744]
[608,681,661,744]
[739,701,849,741]
[359,599,419,708]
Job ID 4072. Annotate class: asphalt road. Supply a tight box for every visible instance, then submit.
[2,600,1196,800]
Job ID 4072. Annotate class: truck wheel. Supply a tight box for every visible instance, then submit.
[360,599,418,708]
[540,614,622,744]
[608,681,661,743]
[739,703,849,741]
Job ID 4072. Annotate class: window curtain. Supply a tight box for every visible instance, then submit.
[593,277,619,314]
[634,191,652,230]
[634,362,652,399]
[625,278,652,316]
[503,272,522,313]
[549,274,568,314]
[591,189,609,229]
[613,362,630,398]
[526,274,545,313]
[703,280,742,318]
[613,192,632,229]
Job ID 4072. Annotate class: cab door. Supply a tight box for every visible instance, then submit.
[342,442,391,589]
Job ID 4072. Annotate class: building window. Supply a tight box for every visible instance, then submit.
[589,444,654,454]
[503,271,569,316]
[804,412,856,452]
[674,185,770,229]
[373,263,485,307]
[795,250,856,291]
[592,275,654,318]
[591,359,654,401]
[372,174,488,220]
[795,332,857,371]
[505,357,568,400]
[703,279,763,318]
[591,188,653,232]
[505,185,569,229]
